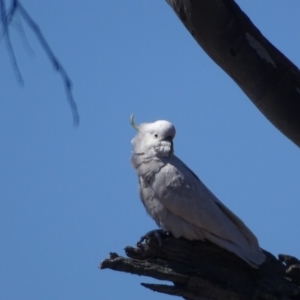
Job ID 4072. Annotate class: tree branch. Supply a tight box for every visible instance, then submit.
[0,0,79,126]
[0,0,23,84]
[166,0,300,147]
[100,236,300,299]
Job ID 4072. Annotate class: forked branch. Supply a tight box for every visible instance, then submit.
[0,0,79,126]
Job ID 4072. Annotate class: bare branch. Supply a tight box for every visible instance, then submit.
[100,236,300,299]
[0,0,80,126]
[6,0,17,24]
[17,2,80,126]
[0,0,23,84]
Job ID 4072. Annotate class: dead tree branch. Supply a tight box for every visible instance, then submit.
[100,235,300,299]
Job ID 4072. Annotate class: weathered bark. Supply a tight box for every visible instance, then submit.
[100,235,300,300]
[166,0,300,147]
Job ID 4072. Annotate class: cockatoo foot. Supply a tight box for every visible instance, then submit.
[137,229,170,247]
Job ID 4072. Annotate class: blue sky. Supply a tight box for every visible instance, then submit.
[1,1,300,299]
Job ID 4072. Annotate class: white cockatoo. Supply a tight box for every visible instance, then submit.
[130,115,266,268]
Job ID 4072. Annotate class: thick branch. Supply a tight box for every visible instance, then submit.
[166,0,300,147]
[100,236,300,300]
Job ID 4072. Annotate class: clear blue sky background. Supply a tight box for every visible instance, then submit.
[1,1,300,299]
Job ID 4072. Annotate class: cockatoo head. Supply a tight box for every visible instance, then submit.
[130,114,176,157]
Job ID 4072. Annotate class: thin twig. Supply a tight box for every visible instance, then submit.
[0,0,24,84]
[0,0,80,126]
[17,2,80,126]
[0,0,17,37]
[13,17,35,57]
[6,0,17,24]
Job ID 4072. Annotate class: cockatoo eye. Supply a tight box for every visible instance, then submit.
[154,134,158,138]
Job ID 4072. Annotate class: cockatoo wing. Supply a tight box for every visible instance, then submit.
[152,155,265,266]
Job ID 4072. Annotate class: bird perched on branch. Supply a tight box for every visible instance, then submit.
[130,115,266,268]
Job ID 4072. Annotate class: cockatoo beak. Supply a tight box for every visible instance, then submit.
[163,136,173,142]
[162,136,174,156]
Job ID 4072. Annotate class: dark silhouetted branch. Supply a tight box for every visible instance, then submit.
[100,235,300,299]
[166,0,300,147]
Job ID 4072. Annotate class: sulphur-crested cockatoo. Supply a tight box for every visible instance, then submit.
[130,115,266,268]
